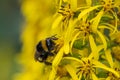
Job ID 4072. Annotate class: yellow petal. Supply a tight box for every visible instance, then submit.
[64,19,74,54]
[93,60,119,78]
[91,72,99,80]
[63,43,70,54]
[55,76,60,80]
[102,23,115,30]
[106,77,111,80]
[57,0,63,8]
[86,0,92,6]
[89,45,103,59]
[97,45,104,52]
[70,0,77,11]
[63,0,68,2]
[52,15,63,29]
[52,47,64,67]
[89,35,99,60]
[110,10,118,34]
[65,65,79,80]
[78,72,82,80]
[98,25,113,31]
[115,0,120,7]
[70,32,80,49]
[89,34,97,52]
[105,49,113,68]
[97,30,107,50]
[91,10,104,33]
[78,5,102,20]
[49,67,57,80]
[63,57,83,64]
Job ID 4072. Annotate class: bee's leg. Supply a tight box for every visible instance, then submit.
[44,61,52,65]
[48,52,54,56]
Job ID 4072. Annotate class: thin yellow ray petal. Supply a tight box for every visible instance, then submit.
[93,60,119,77]
[65,65,79,80]
[110,10,118,34]
[98,25,113,31]
[102,23,115,30]
[86,0,92,6]
[106,77,111,80]
[63,0,68,2]
[64,19,74,54]
[89,52,95,59]
[55,76,60,80]
[63,43,70,54]
[105,49,113,68]
[49,67,57,80]
[63,57,83,64]
[78,5,102,20]
[76,6,89,11]
[91,72,99,80]
[52,47,64,67]
[70,0,77,11]
[91,10,104,33]
[59,0,63,8]
[52,15,63,29]
[89,35,99,60]
[89,34,97,52]
[70,32,80,49]
[89,45,103,59]
[99,78,106,80]
[97,45,104,52]
[115,0,120,7]
[97,30,107,50]
[78,72,82,80]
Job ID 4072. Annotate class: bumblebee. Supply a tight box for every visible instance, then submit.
[34,36,62,65]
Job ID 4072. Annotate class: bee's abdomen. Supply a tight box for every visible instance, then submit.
[36,42,44,52]
[46,38,55,51]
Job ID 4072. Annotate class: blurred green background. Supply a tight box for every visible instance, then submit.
[0,0,23,80]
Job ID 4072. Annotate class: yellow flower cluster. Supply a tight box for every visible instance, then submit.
[14,0,120,80]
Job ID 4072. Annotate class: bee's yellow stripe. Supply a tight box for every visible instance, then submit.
[41,40,48,52]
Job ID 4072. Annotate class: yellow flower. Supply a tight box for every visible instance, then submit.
[104,49,120,79]
[14,0,120,80]
[63,55,119,80]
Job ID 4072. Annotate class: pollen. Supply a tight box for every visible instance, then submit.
[107,68,120,80]
[75,20,91,36]
[58,3,74,22]
[101,0,115,11]
[76,58,95,78]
